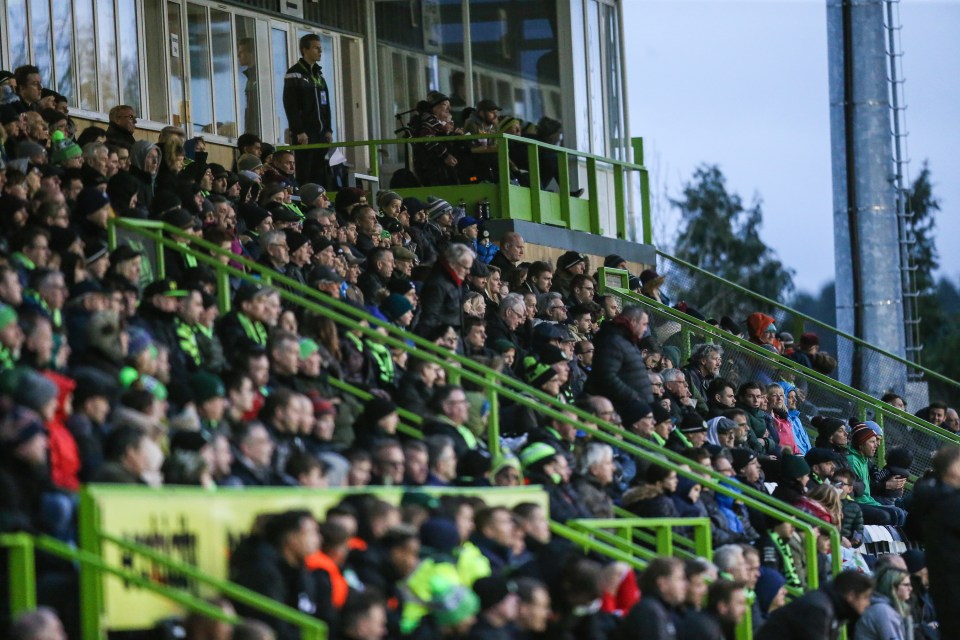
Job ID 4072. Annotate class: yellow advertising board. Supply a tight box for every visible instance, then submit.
[81,485,548,630]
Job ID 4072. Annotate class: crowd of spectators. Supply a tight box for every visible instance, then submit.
[0,57,957,640]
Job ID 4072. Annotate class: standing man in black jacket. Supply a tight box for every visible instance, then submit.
[231,510,321,640]
[584,305,653,413]
[283,33,333,187]
[906,444,960,640]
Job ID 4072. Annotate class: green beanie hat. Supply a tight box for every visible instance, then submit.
[781,453,812,481]
[299,338,320,359]
[51,130,82,165]
[430,577,480,627]
[524,360,557,387]
[0,303,17,330]
[490,339,516,354]
[190,371,225,404]
[488,454,523,483]
[380,293,414,322]
[519,442,558,471]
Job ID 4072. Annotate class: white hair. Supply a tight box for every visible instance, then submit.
[713,544,745,573]
[579,442,614,475]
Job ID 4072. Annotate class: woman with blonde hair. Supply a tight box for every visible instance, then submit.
[807,483,843,526]
[484,264,505,307]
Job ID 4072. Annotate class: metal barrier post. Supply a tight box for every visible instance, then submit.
[587,157,601,234]
[527,144,543,223]
[0,533,37,616]
[693,520,713,559]
[486,375,501,460]
[558,150,572,227]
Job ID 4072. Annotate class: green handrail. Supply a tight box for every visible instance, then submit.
[0,533,244,637]
[326,376,424,439]
[549,521,649,571]
[109,219,841,589]
[281,132,648,240]
[280,132,647,172]
[549,522,754,640]
[598,268,960,456]
[1,533,37,616]
[656,249,960,393]
[97,532,326,640]
[610,507,703,554]
[567,517,713,559]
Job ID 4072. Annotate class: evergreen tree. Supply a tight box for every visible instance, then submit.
[666,165,795,319]
[905,162,939,294]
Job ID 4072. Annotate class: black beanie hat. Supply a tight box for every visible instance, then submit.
[730,448,757,473]
[812,416,846,441]
[359,396,397,427]
[780,454,811,481]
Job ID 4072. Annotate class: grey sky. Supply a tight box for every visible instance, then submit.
[623,0,960,294]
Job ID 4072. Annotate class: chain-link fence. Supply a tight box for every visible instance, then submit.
[601,276,959,479]
[655,251,960,406]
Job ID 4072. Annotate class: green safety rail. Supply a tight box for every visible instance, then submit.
[655,249,960,400]
[0,533,326,640]
[599,267,960,476]
[567,517,713,560]
[610,506,703,560]
[108,218,842,591]
[281,133,652,241]
[549,520,752,640]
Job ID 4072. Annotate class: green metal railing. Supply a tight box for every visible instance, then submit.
[567,517,713,560]
[109,218,843,592]
[656,250,960,400]
[0,533,326,640]
[549,520,752,640]
[599,267,960,476]
[281,133,651,240]
[610,506,702,559]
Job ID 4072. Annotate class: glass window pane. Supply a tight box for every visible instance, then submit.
[167,1,184,126]
[29,0,52,88]
[210,9,236,137]
[97,0,120,109]
[51,0,74,103]
[586,0,605,155]
[270,27,289,144]
[74,0,97,111]
[118,0,141,110]
[143,0,169,122]
[236,15,259,137]
[8,0,28,69]
[467,0,559,122]
[603,5,624,160]
[186,3,213,135]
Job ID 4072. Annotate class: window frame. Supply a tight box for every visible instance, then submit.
[2,0,364,144]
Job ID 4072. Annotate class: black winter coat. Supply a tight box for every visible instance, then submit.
[585,320,653,410]
[230,536,319,640]
[615,594,682,640]
[418,261,468,334]
[105,122,136,150]
[755,582,860,640]
[906,478,960,640]
[282,58,332,138]
[677,611,726,640]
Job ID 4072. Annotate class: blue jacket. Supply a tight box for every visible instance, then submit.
[777,381,812,454]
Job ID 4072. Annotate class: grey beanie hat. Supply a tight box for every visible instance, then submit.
[14,369,59,413]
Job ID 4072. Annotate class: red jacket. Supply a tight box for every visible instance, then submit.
[44,371,81,491]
